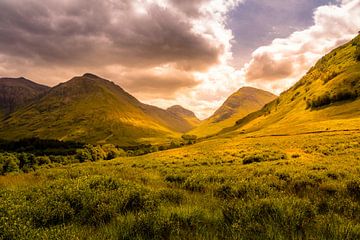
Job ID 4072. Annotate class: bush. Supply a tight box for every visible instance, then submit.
[75,148,92,162]
[158,189,184,205]
[346,180,360,200]
[243,150,287,165]
[243,154,265,164]
[165,175,187,184]
[36,156,51,165]
[0,153,19,174]
[87,145,107,161]
[307,90,358,109]
[101,144,126,160]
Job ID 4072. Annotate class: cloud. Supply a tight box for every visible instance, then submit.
[0,0,243,109]
[243,0,360,92]
[0,0,244,119]
[0,0,223,70]
[117,67,200,97]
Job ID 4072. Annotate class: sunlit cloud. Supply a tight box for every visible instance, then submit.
[243,0,360,93]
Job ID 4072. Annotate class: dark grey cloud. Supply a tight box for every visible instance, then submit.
[0,0,220,69]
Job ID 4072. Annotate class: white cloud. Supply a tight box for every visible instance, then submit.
[243,0,360,93]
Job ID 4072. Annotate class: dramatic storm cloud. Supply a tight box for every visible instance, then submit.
[0,0,359,118]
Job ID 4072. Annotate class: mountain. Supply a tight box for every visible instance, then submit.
[189,87,276,137]
[0,77,49,116]
[226,34,360,136]
[167,105,201,128]
[0,74,197,145]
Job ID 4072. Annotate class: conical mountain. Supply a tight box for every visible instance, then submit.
[0,74,197,144]
[189,87,276,137]
[228,34,360,135]
[167,105,201,128]
[0,77,49,117]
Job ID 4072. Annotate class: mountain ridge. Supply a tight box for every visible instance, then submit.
[0,77,50,116]
[222,34,360,136]
[0,74,198,144]
[189,87,276,137]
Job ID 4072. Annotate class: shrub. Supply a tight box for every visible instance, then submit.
[36,156,51,165]
[243,150,287,165]
[346,180,360,200]
[87,145,107,161]
[243,154,265,164]
[102,144,126,160]
[75,148,92,162]
[165,175,187,184]
[215,185,236,199]
[182,177,205,192]
[307,89,358,109]
[0,153,20,174]
[158,189,184,205]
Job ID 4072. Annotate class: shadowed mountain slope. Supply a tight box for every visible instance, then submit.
[167,105,201,128]
[0,77,49,116]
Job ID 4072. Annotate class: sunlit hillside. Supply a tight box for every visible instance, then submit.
[223,35,360,136]
[0,74,198,145]
[190,87,276,137]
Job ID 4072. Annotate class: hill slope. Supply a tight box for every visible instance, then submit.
[167,105,201,128]
[0,74,197,144]
[227,34,360,136]
[189,87,276,137]
[0,77,49,116]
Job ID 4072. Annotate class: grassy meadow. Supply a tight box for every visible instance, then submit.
[1,129,360,239]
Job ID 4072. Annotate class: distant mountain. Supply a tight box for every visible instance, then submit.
[167,105,201,128]
[227,34,360,135]
[0,77,49,116]
[0,74,197,145]
[189,87,276,137]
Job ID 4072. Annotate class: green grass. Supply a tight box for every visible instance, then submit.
[1,130,359,239]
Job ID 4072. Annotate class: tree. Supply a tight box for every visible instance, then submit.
[102,144,126,160]
[86,145,107,161]
[75,148,92,163]
[181,135,198,144]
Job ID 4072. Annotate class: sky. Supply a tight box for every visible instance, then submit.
[0,0,359,119]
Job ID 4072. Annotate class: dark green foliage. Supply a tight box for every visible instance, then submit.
[355,38,360,61]
[347,180,360,200]
[181,134,197,144]
[243,154,265,164]
[165,175,187,184]
[307,89,359,109]
[158,189,184,205]
[0,153,19,173]
[0,137,84,155]
[75,148,92,162]
[123,144,160,156]
[242,150,287,165]
[0,138,129,174]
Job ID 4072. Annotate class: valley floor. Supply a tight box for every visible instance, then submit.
[1,130,360,239]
